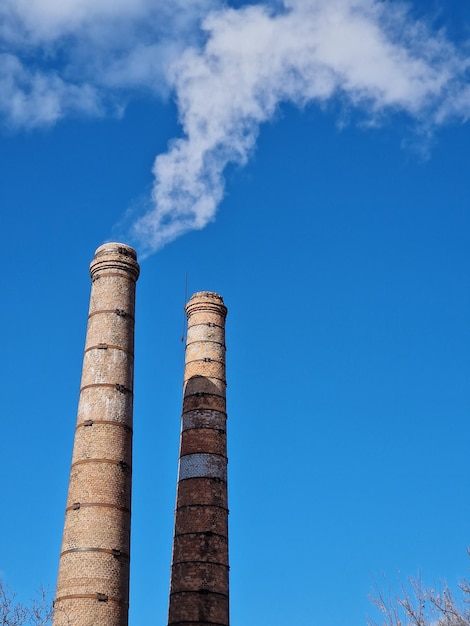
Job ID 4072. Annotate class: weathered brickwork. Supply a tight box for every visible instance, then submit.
[181,409,227,432]
[53,243,139,626]
[168,292,230,626]
[183,393,226,413]
[172,533,229,564]
[168,592,229,626]
[180,428,227,456]
[177,477,228,508]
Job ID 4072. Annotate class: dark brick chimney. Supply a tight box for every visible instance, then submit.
[168,291,230,626]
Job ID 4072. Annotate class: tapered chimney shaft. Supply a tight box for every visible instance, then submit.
[168,291,230,626]
[53,243,139,626]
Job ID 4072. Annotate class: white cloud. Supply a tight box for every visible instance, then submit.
[130,0,470,255]
[0,0,221,121]
[1,0,216,44]
[0,54,101,128]
[0,0,468,253]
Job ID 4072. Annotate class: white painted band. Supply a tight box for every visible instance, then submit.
[179,453,227,481]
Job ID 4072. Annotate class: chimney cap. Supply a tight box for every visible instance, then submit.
[185,291,227,319]
[90,242,140,281]
[94,242,137,260]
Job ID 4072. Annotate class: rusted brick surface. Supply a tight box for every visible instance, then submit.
[180,429,227,457]
[169,292,230,626]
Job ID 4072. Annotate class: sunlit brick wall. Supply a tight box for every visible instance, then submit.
[53,243,139,626]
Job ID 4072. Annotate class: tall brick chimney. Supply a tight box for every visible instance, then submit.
[53,243,139,626]
[168,291,230,626]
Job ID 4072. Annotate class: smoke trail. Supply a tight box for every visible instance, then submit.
[130,0,469,255]
[1,0,468,249]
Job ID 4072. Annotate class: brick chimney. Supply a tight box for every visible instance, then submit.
[53,243,139,626]
[168,291,230,626]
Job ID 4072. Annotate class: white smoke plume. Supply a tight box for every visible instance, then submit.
[0,0,469,253]
[130,0,470,255]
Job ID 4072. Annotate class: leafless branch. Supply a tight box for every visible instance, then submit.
[0,581,53,626]
[369,565,470,626]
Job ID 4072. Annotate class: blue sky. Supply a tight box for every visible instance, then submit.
[1,1,469,624]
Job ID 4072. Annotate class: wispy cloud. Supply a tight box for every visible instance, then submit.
[130,0,470,255]
[0,53,101,128]
[0,0,220,126]
[1,0,469,254]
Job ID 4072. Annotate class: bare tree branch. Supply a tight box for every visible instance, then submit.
[369,564,470,626]
[0,581,53,626]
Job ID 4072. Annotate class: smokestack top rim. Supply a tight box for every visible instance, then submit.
[90,242,140,281]
[94,242,137,261]
[188,291,224,302]
[185,291,227,318]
